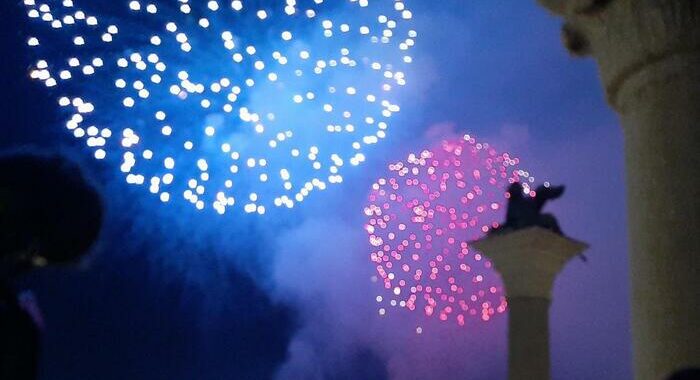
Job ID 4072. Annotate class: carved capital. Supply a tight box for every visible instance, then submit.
[542,0,700,111]
[473,227,588,299]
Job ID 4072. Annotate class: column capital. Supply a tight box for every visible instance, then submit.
[539,0,700,112]
[473,227,588,299]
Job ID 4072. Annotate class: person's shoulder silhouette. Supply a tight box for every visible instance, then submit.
[0,283,41,380]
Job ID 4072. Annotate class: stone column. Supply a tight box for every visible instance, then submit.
[473,227,588,380]
[535,1,700,378]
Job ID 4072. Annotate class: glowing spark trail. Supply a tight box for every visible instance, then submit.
[23,0,416,215]
[364,135,536,331]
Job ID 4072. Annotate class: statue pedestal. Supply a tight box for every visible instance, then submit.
[473,227,588,380]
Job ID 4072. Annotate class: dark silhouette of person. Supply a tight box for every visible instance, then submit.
[0,153,103,379]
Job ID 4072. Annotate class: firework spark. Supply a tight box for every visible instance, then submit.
[23,0,416,214]
[364,135,536,331]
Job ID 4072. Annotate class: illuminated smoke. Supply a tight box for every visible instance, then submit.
[364,134,536,332]
[23,0,416,215]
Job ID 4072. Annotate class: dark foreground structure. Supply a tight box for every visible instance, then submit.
[534,1,700,378]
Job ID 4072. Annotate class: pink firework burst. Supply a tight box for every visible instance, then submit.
[364,134,535,330]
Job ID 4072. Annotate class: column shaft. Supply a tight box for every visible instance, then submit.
[619,54,700,379]
[473,228,587,380]
[533,1,700,376]
[508,297,551,380]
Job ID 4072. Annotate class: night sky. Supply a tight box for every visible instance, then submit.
[1,1,631,379]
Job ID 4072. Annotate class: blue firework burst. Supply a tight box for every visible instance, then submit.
[23,0,417,214]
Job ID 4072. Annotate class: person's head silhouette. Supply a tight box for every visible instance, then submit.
[0,153,103,278]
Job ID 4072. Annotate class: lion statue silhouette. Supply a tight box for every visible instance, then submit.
[492,182,565,235]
